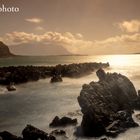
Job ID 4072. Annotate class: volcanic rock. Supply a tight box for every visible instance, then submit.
[6,83,16,91]
[0,62,109,85]
[0,131,22,140]
[22,124,56,140]
[49,116,77,127]
[50,75,63,83]
[78,69,139,137]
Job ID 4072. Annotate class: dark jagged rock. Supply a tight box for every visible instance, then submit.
[6,83,16,91]
[50,75,63,83]
[0,62,109,85]
[0,131,22,140]
[49,116,77,127]
[0,125,56,140]
[106,110,138,137]
[138,90,140,96]
[22,124,56,140]
[77,69,139,137]
[0,41,14,57]
[61,62,109,78]
[132,90,140,110]
[100,138,108,140]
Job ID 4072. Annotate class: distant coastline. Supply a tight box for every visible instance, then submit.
[0,41,140,58]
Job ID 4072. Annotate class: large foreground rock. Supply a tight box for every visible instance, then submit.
[78,69,139,137]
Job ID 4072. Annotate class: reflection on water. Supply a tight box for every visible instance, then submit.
[0,55,140,67]
[0,55,140,139]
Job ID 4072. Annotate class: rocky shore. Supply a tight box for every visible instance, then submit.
[78,69,140,137]
[0,62,109,85]
[0,69,140,140]
[0,125,56,140]
[0,116,78,140]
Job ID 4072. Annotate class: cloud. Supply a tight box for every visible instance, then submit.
[35,26,44,31]
[119,20,140,33]
[25,18,43,23]
[76,33,83,39]
[1,31,140,54]
[93,33,140,54]
[96,33,140,45]
[1,31,92,54]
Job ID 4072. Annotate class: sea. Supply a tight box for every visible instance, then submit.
[0,55,140,140]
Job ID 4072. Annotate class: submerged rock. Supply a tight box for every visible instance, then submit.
[77,69,139,137]
[49,116,77,127]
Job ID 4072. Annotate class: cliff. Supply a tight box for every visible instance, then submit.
[0,41,14,57]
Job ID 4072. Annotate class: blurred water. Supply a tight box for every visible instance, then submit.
[0,55,140,140]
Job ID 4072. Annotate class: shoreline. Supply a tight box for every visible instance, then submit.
[0,69,140,140]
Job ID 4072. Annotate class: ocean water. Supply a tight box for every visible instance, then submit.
[0,55,140,140]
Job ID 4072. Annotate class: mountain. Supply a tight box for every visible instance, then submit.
[0,41,14,57]
[9,43,71,56]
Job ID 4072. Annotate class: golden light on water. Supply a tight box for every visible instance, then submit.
[90,55,138,67]
[108,55,130,66]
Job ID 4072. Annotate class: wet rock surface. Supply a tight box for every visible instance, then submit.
[22,125,56,140]
[0,131,22,140]
[6,83,16,91]
[50,75,63,83]
[49,116,77,127]
[78,69,140,137]
[0,125,56,140]
[0,62,109,85]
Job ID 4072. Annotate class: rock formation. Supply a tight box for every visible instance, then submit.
[78,69,139,137]
[49,116,77,127]
[0,41,14,57]
[0,125,56,140]
[0,62,109,85]
[50,75,63,83]
[22,125,55,140]
[0,131,22,140]
[6,83,16,91]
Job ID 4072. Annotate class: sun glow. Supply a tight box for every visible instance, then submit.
[107,55,130,66]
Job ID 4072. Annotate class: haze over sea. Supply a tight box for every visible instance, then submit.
[0,55,140,140]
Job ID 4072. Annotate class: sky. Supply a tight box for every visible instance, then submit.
[0,0,140,55]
